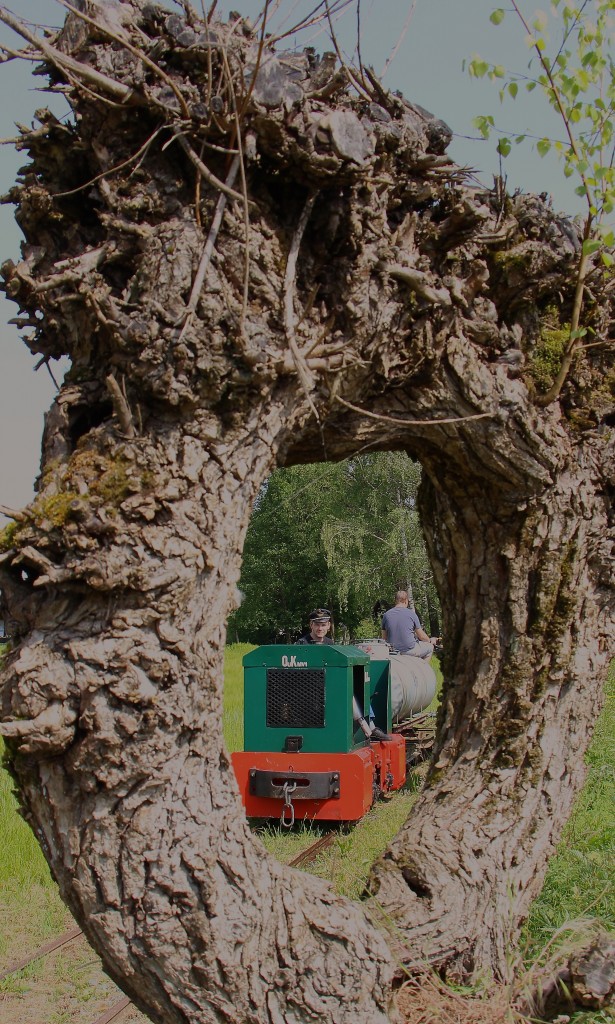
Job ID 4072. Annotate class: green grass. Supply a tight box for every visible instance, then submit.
[223,642,254,752]
[0,743,70,964]
[310,790,419,898]
[525,664,614,953]
[0,776,54,889]
[256,789,419,897]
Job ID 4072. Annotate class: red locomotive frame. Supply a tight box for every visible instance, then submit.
[232,734,406,822]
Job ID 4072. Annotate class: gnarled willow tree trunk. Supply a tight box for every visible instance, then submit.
[0,3,612,1021]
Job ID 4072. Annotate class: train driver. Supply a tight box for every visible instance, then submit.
[296,608,334,645]
[296,608,392,742]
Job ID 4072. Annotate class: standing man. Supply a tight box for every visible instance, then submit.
[381,590,434,659]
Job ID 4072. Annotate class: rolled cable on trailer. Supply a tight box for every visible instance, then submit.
[353,638,439,766]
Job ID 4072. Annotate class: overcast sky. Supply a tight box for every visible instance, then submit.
[0,0,593,520]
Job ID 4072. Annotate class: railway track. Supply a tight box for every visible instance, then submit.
[0,920,132,1023]
[2,732,430,1021]
[0,925,82,983]
[0,830,339,1023]
[287,829,338,867]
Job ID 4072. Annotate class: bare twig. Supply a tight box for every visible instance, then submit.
[324,0,372,101]
[106,375,135,437]
[178,0,199,21]
[580,339,611,351]
[284,193,320,419]
[220,42,251,336]
[194,140,205,228]
[53,126,167,198]
[0,45,39,62]
[33,356,60,389]
[268,0,355,45]
[355,0,367,91]
[334,396,493,427]
[202,6,214,119]
[301,325,342,358]
[57,0,191,118]
[0,120,69,147]
[0,504,26,522]
[238,0,271,118]
[381,1,417,79]
[174,134,246,203]
[201,139,240,155]
[178,154,240,340]
[54,65,128,111]
[379,262,452,306]
[0,7,133,102]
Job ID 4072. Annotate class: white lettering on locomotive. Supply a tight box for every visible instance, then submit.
[281,654,308,668]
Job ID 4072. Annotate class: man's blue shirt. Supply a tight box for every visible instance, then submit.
[381,606,421,653]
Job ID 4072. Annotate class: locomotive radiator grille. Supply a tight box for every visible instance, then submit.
[266,668,325,728]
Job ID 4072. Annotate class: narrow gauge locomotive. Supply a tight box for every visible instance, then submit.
[231,643,435,824]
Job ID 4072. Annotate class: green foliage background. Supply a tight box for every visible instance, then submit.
[228,452,440,643]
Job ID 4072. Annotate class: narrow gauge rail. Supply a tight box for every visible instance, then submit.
[1,715,434,1020]
[0,925,82,982]
[0,831,340,1024]
[2,639,437,1021]
[286,829,338,868]
[2,717,433,1024]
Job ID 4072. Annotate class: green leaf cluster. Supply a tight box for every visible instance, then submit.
[471,0,615,226]
[228,453,440,643]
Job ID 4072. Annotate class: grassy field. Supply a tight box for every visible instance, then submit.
[0,645,612,1023]
[525,663,615,954]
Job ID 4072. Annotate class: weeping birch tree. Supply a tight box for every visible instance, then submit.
[231,452,434,641]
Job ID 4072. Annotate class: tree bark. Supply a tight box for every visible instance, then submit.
[0,3,612,1021]
[1,408,394,1024]
[369,430,613,975]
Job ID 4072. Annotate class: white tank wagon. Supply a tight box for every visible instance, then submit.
[354,639,437,722]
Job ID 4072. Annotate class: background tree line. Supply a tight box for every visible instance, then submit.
[229,452,441,643]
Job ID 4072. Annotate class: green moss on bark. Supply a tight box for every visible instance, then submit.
[529,324,570,393]
[33,492,81,528]
[0,522,18,553]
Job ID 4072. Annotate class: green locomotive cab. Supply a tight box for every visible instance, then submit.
[242,644,392,754]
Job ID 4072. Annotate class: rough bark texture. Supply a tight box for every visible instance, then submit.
[0,2,613,1021]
